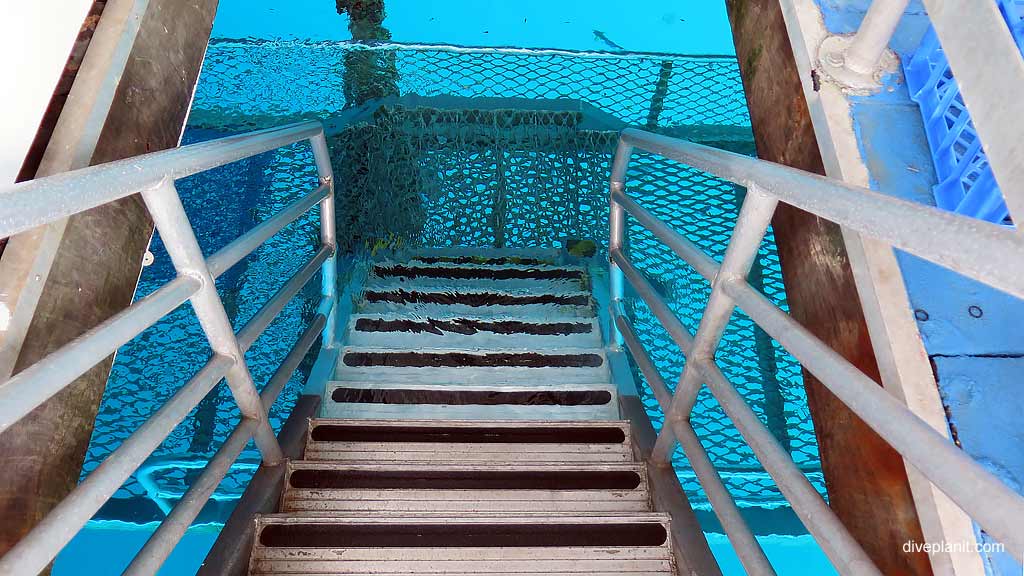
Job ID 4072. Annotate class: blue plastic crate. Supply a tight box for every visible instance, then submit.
[903,0,1023,224]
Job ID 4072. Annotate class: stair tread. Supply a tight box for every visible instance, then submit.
[346,314,602,349]
[287,461,644,471]
[332,346,612,388]
[336,346,609,369]
[357,301,595,318]
[371,261,585,277]
[338,345,607,354]
[309,418,631,426]
[304,418,633,463]
[403,247,563,260]
[251,513,673,555]
[323,380,619,421]
[321,403,620,422]
[363,277,587,293]
[348,312,596,322]
[280,461,650,512]
[257,512,671,524]
[325,381,617,389]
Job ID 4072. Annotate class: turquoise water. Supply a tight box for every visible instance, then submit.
[54,524,835,575]
[56,3,836,574]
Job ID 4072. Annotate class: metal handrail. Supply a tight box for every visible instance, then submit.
[0,120,337,575]
[608,127,1024,575]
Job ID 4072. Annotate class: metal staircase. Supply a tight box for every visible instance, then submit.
[247,248,678,575]
[1,120,1022,575]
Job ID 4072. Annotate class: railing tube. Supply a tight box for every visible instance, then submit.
[236,246,332,351]
[675,420,777,576]
[608,140,633,346]
[699,360,882,575]
[610,249,694,354]
[0,121,325,240]
[652,189,778,463]
[842,0,910,74]
[0,274,199,434]
[619,128,1024,301]
[206,182,329,278]
[612,308,672,410]
[140,179,283,465]
[613,311,775,575]
[0,355,233,575]
[311,132,339,348]
[611,188,719,281]
[123,314,327,576]
[725,278,1024,558]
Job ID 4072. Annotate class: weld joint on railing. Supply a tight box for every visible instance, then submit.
[179,269,210,292]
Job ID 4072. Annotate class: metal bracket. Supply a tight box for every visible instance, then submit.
[817,35,899,94]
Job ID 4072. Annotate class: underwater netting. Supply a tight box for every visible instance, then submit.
[190,40,751,130]
[85,41,824,521]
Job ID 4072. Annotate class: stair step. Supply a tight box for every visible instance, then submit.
[409,255,556,266]
[345,313,602,348]
[334,346,610,385]
[321,382,620,421]
[369,262,587,293]
[280,462,650,513]
[405,247,563,262]
[304,419,635,464]
[357,288,594,317]
[250,514,674,575]
[363,275,585,293]
[372,262,584,281]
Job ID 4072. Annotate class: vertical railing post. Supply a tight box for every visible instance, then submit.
[310,131,338,348]
[652,188,779,463]
[817,0,908,89]
[608,139,634,346]
[844,0,911,74]
[140,179,284,465]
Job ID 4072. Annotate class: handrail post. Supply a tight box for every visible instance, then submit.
[310,131,338,348]
[845,0,911,74]
[608,139,634,346]
[140,179,284,465]
[817,0,908,90]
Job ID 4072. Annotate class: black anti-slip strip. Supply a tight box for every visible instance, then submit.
[354,317,592,336]
[413,256,550,266]
[288,469,643,490]
[259,522,667,548]
[330,387,612,406]
[375,264,583,280]
[309,424,626,444]
[342,351,604,368]
[363,289,590,307]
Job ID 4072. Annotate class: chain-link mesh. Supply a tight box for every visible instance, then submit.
[191,40,750,131]
[619,152,824,507]
[85,40,825,521]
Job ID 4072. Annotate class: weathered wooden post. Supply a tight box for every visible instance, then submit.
[724,0,932,573]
